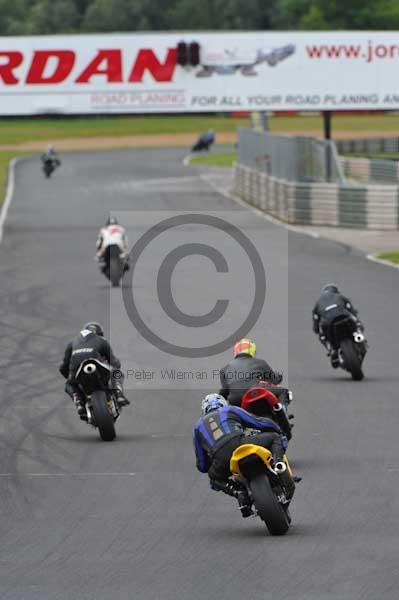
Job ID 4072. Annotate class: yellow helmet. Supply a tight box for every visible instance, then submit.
[233,338,257,358]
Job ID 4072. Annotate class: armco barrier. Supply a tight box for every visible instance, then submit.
[234,163,399,230]
[336,137,399,155]
[340,155,399,184]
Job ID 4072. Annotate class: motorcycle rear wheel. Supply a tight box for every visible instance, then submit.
[340,339,364,381]
[249,475,290,535]
[110,255,122,287]
[91,390,116,441]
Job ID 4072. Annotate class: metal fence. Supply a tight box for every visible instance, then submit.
[238,128,345,183]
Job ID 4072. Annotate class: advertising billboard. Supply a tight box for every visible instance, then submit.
[0,31,398,114]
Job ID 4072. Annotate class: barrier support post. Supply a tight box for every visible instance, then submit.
[323,110,332,181]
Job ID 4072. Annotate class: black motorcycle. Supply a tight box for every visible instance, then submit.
[101,244,128,287]
[329,315,367,380]
[191,139,211,152]
[75,358,120,441]
[191,133,214,152]
[42,156,60,178]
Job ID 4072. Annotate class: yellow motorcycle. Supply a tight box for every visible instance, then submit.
[230,444,294,535]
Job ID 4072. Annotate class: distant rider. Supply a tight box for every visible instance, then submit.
[192,129,215,152]
[218,338,283,406]
[41,145,60,168]
[96,216,129,276]
[193,394,295,517]
[312,284,364,367]
[59,322,129,420]
[201,129,215,149]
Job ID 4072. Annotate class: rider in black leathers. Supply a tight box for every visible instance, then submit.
[59,322,129,420]
[219,338,283,406]
[41,145,60,172]
[312,284,363,367]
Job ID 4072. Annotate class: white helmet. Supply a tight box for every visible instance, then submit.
[201,393,228,416]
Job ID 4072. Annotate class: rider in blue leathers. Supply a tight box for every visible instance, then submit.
[193,394,295,516]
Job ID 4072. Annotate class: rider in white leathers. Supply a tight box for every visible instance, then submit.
[96,217,129,275]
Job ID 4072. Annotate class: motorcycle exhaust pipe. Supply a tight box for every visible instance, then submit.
[274,461,287,474]
[83,363,97,374]
[354,332,365,343]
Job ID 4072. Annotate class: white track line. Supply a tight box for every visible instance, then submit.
[182,153,193,166]
[0,157,18,244]
[366,253,399,270]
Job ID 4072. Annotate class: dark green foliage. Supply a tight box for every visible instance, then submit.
[0,0,30,35]
[28,0,80,34]
[0,0,398,34]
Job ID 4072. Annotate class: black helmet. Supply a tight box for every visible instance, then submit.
[106,216,118,226]
[83,322,104,336]
[322,284,339,294]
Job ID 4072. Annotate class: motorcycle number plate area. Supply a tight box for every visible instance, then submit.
[325,304,338,311]
[244,428,262,436]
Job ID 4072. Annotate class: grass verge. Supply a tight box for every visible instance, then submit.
[190,152,237,167]
[1,113,399,145]
[377,251,399,264]
[270,113,399,134]
[0,151,31,205]
[0,116,246,145]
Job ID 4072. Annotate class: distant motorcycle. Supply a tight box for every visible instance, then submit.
[101,244,128,287]
[329,315,367,380]
[42,156,60,178]
[191,130,215,152]
[191,138,212,152]
[75,358,121,441]
[229,444,293,535]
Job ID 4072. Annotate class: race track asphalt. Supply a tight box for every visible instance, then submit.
[0,149,399,600]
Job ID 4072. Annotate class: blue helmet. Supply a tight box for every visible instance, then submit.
[201,393,228,416]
